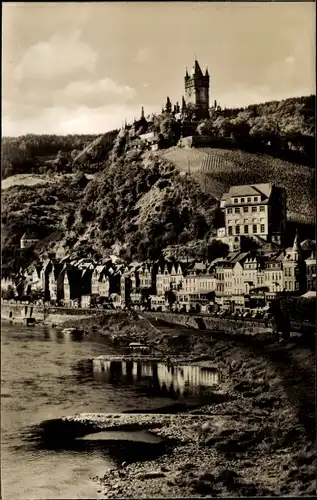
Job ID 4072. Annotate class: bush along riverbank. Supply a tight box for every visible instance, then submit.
[59,313,315,498]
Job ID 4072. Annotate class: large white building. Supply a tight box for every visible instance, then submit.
[219,183,287,251]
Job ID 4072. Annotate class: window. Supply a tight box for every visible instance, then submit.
[243,206,248,213]
[234,198,238,203]
[228,220,232,225]
[247,197,251,202]
[252,206,257,212]
[228,208,232,214]
[260,206,265,212]
[228,226,233,235]
[241,198,245,202]
[260,224,265,233]
[235,207,240,213]
[253,225,257,233]
[236,226,240,235]
[285,281,288,290]
[244,225,248,234]
[254,197,258,202]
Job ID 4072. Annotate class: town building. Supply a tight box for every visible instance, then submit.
[48,262,63,302]
[219,183,286,251]
[156,261,173,296]
[263,251,285,299]
[305,252,316,291]
[20,232,40,249]
[283,233,307,295]
[92,265,110,297]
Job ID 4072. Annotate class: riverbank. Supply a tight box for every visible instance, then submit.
[0,301,124,326]
[62,322,315,497]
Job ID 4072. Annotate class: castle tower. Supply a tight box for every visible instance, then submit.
[184,59,210,118]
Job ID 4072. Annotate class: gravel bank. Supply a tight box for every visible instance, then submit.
[64,324,315,498]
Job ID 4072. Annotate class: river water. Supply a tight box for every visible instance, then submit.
[1,322,219,499]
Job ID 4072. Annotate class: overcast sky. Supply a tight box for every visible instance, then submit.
[2,2,315,136]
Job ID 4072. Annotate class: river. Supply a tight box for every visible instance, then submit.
[1,322,220,499]
[1,323,177,499]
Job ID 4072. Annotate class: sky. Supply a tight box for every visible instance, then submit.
[2,2,315,136]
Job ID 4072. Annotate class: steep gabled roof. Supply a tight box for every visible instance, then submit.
[21,232,40,241]
[222,183,272,201]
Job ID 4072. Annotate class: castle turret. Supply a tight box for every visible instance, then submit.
[184,58,210,119]
[290,230,303,261]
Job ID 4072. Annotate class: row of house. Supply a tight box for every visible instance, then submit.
[3,232,314,311]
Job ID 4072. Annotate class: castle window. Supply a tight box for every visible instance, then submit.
[235,226,240,235]
[241,198,245,203]
[260,224,265,233]
[243,206,248,213]
[260,206,265,212]
[244,225,249,234]
[234,198,238,203]
[253,225,257,233]
[247,197,251,202]
[252,206,257,212]
[228,208,233,214]
[234,207,240,213]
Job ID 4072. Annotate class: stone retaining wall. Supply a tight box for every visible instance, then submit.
[1,302,121,325]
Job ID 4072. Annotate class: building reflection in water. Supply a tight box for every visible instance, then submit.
[92,359,219,398]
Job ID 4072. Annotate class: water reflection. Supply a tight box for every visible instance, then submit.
[92,359,219,398]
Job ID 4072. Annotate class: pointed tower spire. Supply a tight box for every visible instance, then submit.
[292,229,302,253]
[185,67,189,78]
[141,106,145,119]
[205,67,209,76]
[194,59,203,76]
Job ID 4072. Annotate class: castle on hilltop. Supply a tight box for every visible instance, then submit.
[183,59,210,119]
[161,59,220,121]
[123,58,222,143]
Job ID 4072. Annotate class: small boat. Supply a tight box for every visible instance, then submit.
[61,327,85,338]
[25,317,36,326]
[129,342,150,353]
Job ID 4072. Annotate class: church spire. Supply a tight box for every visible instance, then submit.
[141,106,145,119]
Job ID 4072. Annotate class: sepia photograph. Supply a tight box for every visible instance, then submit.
[1,1,316,499]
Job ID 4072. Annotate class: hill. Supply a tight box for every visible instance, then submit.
[159,147,315,226]
[1,173,95,191]
[1,94,315,274]
[1,131,118,179]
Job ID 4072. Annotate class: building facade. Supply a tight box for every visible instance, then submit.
[305,252,316,291]
[219,183,286,251]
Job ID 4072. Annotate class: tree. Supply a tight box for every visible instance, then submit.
[1,285,16,300]
[165,289,177,309]
[230,117,251,142]
[207,239,229,261]
[212,116,232,138]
